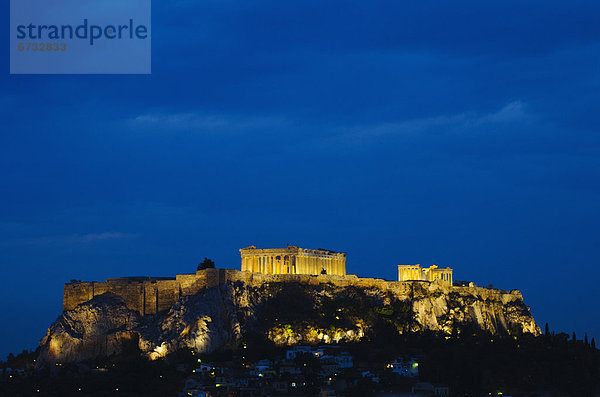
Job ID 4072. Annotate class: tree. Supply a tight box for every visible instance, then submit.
[585,333,589,346]
[592,338,596,350]
[197,257,215,271]
[545,322,550,336]
[572,332,576,341]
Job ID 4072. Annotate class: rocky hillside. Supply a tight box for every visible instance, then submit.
[38,280,540,364]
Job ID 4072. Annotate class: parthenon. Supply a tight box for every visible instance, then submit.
[240,245,347,276]
[398,264,453,285]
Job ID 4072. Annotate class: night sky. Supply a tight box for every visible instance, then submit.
[1,1,600,359]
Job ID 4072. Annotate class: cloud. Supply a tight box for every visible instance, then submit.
[4,232,140,246]
[342,101,529,140]
[469,101,527,125]
[130,112,288,133]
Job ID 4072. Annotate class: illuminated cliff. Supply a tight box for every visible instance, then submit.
[38,269,539,364]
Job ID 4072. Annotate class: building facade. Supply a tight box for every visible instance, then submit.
[240,245,346,276]
[398,264,453,284]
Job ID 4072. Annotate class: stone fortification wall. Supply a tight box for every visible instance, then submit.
[64,277,181,315]
[64,269,523,315]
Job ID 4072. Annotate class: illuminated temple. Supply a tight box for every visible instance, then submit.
[398,264,453,284]
[240,245,347,276]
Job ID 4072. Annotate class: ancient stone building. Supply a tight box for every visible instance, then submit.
[398,264,453,284]
[240,245,346,276]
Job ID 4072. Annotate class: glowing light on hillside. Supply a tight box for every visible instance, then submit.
[149,343,169,360]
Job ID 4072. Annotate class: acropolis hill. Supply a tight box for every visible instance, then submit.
[63,245,454,314]
[41,245,540,364]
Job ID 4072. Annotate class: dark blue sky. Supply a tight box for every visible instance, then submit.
[2,0,600,358]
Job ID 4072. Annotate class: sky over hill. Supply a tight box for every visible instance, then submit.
[1,0,599,358]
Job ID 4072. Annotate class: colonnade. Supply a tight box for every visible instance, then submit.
[240,246,347,276]
[398,264,453,285]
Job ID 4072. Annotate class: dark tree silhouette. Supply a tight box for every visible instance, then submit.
[572,332,577,341]
[197,257,215,271]
[585,333,589,346]
[592,338,596,350]
[545,322,550,335]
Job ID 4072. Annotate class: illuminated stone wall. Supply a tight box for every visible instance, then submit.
[398,264,453,285]
[64,267,461,316]
[64,277,181,315]
[239,245,346,276]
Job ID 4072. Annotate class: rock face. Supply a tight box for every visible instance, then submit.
[38,293,141,364]
[38,280,540,364]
